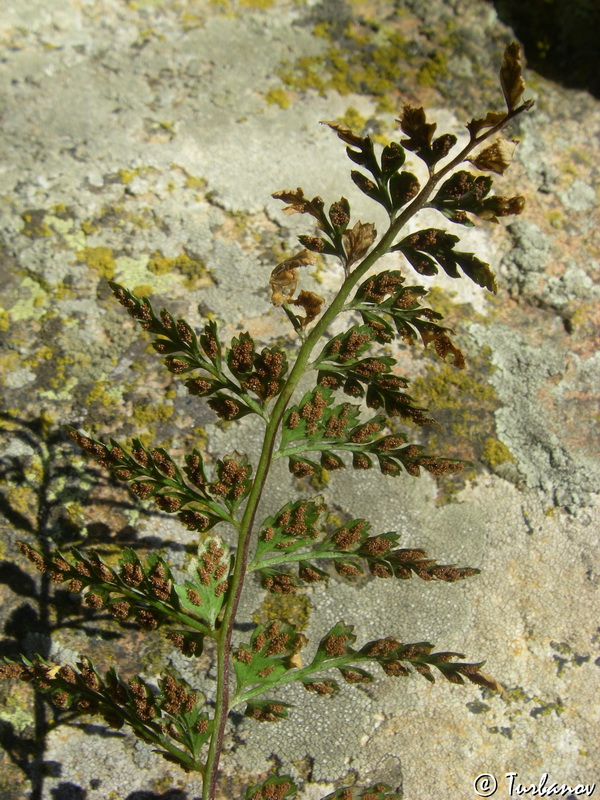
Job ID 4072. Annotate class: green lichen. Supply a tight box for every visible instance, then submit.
[252,592,311,631]
[550,640,591,677]
[0,690,35,732]
[503,685,568,724]
[466,701,491,714]
[265,87,291,109]
[374,94,396,114]
[151,774,180,794]
[48,216,74,238]
[113,255,152,290]
[487,725,513,739]
[78,246,116,280]
[530,700,565,718]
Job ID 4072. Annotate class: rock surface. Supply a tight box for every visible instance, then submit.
[0,1,598,799]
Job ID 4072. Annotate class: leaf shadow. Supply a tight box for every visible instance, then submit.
[0,411,193,799]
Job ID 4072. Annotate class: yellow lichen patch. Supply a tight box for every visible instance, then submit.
[184,174,208,192]
[191,426,208,450]
[482,437,515,467]
[336,106,367,132]
[146,250,213,290]
[132,284,154,298]
[8,277,49,321]
[21,210,52,238]
[0,682,35,732]
[51,203,71,218]
[135,430,157,448]
[147,251,181,275]
[252,592,311,630]
[309,467,330,491]
[81,220,99,236]
[45,214,73,235]
[53,282,76,301]
[375,94,397,114]
[150,773,180,795]
[0,309,10,331]
[265,87,291,109]
[89,203,157,236]
[312,21,332,39]
[118,168,142,185]
[423,286,468,321]
[0,353,21,384]
[413,356,497,425]
[178,10,208,30]
[239,0,274,8]
[408,345,501,499]
[21,344,54,370]
[417,51,449,87]
[278,20,408,100]
[215,209,268,250]
[77,246,116,279]
[132,402,174,427]
[48,352,91,391]
[85,380,121,410]
[64,500,87,528]
[6,486,38,524]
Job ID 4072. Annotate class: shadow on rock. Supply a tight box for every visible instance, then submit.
[487,0,600,97]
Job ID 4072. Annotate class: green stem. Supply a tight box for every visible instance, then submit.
[231,654,358,707]
[226,381,270,421]
[275,442,365,459]
[75,679,204,771]
[93,581,218,639]
[249,549,348,571]
[200,102,530,799]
